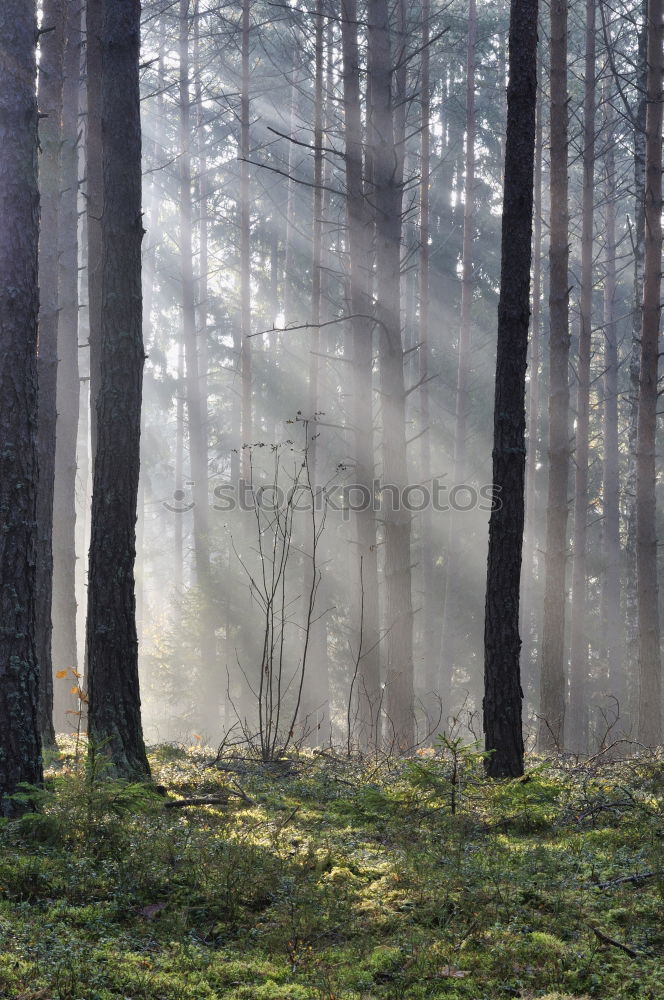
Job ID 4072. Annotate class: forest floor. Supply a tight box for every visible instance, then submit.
[0,739,662,1000]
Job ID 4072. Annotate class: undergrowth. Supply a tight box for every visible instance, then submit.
[0,739,661,999]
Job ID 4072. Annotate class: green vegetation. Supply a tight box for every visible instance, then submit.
[0,740,661,999]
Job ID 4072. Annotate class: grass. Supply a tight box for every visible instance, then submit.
[0,739,661,999]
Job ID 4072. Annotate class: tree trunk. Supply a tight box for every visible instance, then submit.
[624,0,648,735]
[179,0,217,735]
[301,0,330,745]
[567,0,595,754]
[86,0,103,464]
[240,0,252,478]
[194,1,209,426]
[53,0,82,733]
[0,0,43,814]
[538,0,570,751]
[520,45,543,710]
[601,112,622,722]
[483,0,538,779]
[341,0,381,750]
[419,0,438,727]
[440,0,477,719]
[35,0,65,747]
[636,0,663,747]
[367,0,413,751]
[85,0,150,780]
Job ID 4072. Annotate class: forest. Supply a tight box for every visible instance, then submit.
[0,0,663,997]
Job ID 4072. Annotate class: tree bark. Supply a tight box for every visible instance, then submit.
[520,44,543,711]
[567,0,595,754]
[367,0,413,751]
[341,0,381,750]
[0,0,44,813]
[538,0,571,752]
[53,0,82,733]
[636,0,663,747]
[85,0,150,780]
[419,0,438,725]
[624,0,648,735]
[601,110,622,721]
[301,0,330,745]
[86,0,103,465]
[240,0,252,479]
[483,0,539,779]
[440,0,477,719]
[179,0,216,735]
[35,0,65,747]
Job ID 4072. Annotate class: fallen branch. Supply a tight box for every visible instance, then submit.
[589,924,641,959]
[164,783,256,810]
[164,796,228,809]
[596,871,656,889]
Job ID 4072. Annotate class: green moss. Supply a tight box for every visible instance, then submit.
[0,746,660,999]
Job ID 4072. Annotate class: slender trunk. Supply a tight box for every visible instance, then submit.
[240,0,252,478]
[367,0,413,751]
[624,0,648,732]
[520,47,543,708]
[301,0,329,745]
[194,2,209,421]
[567,0,595,754]
[86,0,150,779]
[35,0,65,746]
[179,0,216,733]
[538,0,570,751]
[636,0,663,747]
[601,115,622,720]
[53,0,82,732]
[341,0,381,749]
[419,0,437,720]
[175,340,185,594]
[440,0,477,718]
[86,0,103,464]
[0,0,43,813]
[483,0,538,780]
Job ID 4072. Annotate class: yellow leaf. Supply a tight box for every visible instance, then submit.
[55,670,68,679]
[70,686,79,695]
[71,669,82,678]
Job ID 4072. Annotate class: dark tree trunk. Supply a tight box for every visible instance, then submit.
[567,0,595,754]
[538,0,570,751]
[341,0,381,749]
[53,0,82,732]
[85,0,150,780]
[35,0,65,747]
[0,0,44,814]
[636,0,663,747]
[483,0,539,780]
